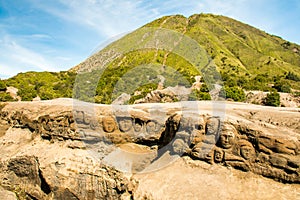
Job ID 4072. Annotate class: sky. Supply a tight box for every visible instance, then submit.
[0,0,299,79]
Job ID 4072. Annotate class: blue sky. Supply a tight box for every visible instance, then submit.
[0,0,299,79]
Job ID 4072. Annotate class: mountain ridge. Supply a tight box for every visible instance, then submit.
[1,13,299,104]
[73,13,300,74]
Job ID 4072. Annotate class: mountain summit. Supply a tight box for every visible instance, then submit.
[71,13,300,104]
[74,13,300,76]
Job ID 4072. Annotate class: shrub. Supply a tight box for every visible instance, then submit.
[224,86,246,102]
[265,91,280,107]
[286,72,300,81]
[0,92,15,102]
[200,84,209,92]
[188,89,211,101]
[274,80,291,93]
[0,79,6,91]
[17,87,37,101]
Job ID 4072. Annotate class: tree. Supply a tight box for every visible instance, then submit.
[265,91,280,107]
[286,72,300,81]
[188,89,211,101]
[274,80,291,93]
[0,79,6,91]
[17,87,37,101]
[0,92,14,102]
[224,86,246,102]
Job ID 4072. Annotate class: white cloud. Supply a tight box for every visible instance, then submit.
[0,63,17,79]
[34,0,158,37]
[26,34,53,40]
[0,34,57,78]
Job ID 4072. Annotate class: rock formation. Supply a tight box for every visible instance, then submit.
[0,99,299,199]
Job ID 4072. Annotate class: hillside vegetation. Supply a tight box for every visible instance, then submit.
[0,71,75,101]
[1,13,300,105]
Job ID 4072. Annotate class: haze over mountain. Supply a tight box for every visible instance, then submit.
[1,14,299,105]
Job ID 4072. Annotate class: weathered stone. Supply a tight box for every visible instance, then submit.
[117,117,133,132]
[0,186,17,200]
[102,116,117,133]
[7,156,40,185]
[0,99,300,200]
[269,155,288,170]
[216,123,237,149]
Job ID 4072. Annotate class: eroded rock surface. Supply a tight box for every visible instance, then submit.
[0,99,299,199]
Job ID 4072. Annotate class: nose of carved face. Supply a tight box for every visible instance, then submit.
[106,124,114,132]
[242,150,249,158]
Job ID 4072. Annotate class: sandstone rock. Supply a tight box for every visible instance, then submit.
[0,99,299,199]
[0,186,17,200]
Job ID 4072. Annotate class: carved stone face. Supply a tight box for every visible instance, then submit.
[240,145,255,160]
[219,126,236,149]
[75,111,84,124]
[214,149,224,163]
[146,121,157,133]
[205,117,220,135]
[172,139,188,155]
[133,121,143,132]
[102,117,116,133]
[118,118,132,132]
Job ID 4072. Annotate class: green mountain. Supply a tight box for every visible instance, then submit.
[1,13,300,104]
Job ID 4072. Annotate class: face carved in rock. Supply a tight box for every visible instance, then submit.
[218,124,236,149]
[75,111,84,124]
[214,148,224,163]
[118,118,133,132]
[240,142,255,160]
[146,121,157,134]
[102,116,116,133]
[133,121,143,132]
[172,139,188,155]
[205,117,220,135]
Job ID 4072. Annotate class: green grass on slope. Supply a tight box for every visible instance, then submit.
[1,13,300,104]
[4,71,76,101]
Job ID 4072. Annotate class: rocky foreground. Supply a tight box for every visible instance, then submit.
[0,99,299,199]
